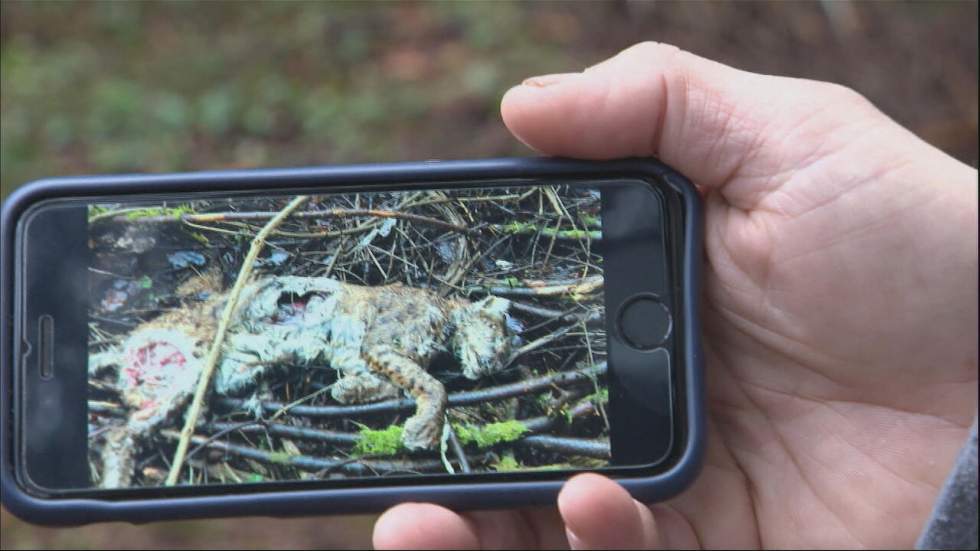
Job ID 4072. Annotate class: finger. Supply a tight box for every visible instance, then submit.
[461,507,570,549]
[557,473,663,549]
[373,503,480,550]
[500,41,872,192]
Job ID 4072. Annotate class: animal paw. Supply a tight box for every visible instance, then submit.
[402,414,443,451]
[331,373,400,404]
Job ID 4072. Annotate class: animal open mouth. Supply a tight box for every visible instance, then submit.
[270,292,315,324]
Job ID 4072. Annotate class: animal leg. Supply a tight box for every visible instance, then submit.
[100,427,137,489]
[331,371,401,404]
[363,350,447,451]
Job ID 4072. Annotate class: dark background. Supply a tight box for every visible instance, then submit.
[1,1,977,548]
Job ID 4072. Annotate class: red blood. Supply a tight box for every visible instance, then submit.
[122,340,188,389]
[272,299,309,324]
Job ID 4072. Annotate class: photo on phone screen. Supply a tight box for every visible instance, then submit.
[79,184,617,489]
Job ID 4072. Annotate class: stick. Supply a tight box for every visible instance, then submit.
[494,222,601,241]
[486,275,604,298]
[88,400,126,417]
[447,426,471,474]
[111,208,477,235]
[215,363,607,418]
[160,430,471,476]
[506,301,567,318]
[205,421,359,446]
[204,399,597,450]
[165,195,310,486]
[517,435,610,459]
[507,311,603,365]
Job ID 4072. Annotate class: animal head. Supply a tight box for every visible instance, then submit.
[450,295,521,380]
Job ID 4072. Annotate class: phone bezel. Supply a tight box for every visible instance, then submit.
[0,157,704,525]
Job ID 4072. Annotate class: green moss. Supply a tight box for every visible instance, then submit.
[188,231,211,246]
[527,463,575,471]
[87,204,113,222]
[265,451,293,465]
[492,455,578,473]
[500,221,599,240]
[588,388,609,405]
[502,220,534,233]
[492,454,521,472]
[352,424,404,456]
[578,214,601,228]
[123,204,194,220]
[454,420,528,448]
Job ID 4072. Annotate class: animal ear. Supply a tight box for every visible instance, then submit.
[475,295,510,316]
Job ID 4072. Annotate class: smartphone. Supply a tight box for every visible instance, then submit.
[1,158,703,525]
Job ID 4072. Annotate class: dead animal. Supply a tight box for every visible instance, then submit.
[90,271,520,488]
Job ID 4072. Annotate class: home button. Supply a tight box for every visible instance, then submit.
[617,294,672,351]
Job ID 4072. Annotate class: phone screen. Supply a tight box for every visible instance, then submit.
[16,179,680,494]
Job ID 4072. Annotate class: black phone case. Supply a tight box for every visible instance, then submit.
[1,157,704,526]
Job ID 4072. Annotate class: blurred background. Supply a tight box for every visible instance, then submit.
[1,0,977,548]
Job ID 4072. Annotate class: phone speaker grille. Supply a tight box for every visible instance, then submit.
[38,314,55,380]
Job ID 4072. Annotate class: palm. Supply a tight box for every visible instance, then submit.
[670,97,978,547]
[374,44,978,549]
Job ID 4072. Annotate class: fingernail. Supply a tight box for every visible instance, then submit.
[565,526,585,550]
[521,72,578,88]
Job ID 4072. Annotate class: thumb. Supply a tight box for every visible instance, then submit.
[557,473,665,549]
[501,41,877,192]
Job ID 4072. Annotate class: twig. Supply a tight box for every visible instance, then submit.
[88,400,126,417]
[159,430,467,476]
[165,195,310,486]
[485,275,604,298]
[520,399,598,433]
[494,222,601,241]
[506,301,568,319]
[447,426,471,474]
[205,421,359,446]
[507,311,603,365]
[186,420,268,462]
[208,399,596,445]
[112,208,477,235]
[517,435,610,459]
[215,363,607,418]
[203,398,599,468]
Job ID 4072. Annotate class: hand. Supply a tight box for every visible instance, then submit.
[373,42,979,549]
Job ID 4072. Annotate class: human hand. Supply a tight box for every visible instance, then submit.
[373,42,979,549]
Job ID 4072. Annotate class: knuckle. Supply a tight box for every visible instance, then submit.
[814,81,874,111]
[624,41,683,62]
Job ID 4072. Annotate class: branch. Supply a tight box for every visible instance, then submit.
[516,435,610,459]
[165,195,311,486]
[159,429,485,476]
[205,421,358,446]
[506,310,602,365]
[483,275,604,298]
[110,208,477,235]
[206,399,598,448]
[447,426,471,474]
[88,400,126,417]
[494,222,601,241]
[215,363,607,419]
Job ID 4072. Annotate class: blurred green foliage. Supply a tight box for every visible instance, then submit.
[1,2,589,197]
[2,1,977,200]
